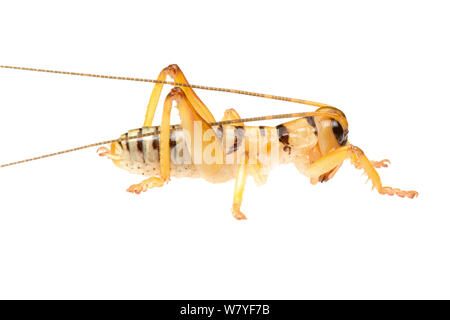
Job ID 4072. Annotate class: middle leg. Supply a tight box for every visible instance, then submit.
[221,108,249,219]
[221,107,268,219]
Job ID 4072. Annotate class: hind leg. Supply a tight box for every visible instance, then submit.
[143,64,216,127]
[127,87,223,194]
[160,87,224,182]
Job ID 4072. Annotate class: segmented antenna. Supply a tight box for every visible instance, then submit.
[0,65,330,107]
[0,139,119,168]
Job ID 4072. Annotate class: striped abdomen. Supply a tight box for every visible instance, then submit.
[112,126,199,178]
[111,121,317,180]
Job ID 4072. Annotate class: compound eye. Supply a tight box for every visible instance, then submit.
[332,120,348,146]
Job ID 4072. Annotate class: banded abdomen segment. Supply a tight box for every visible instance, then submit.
[119,127,160,165]
[214,124,279,155]
[113,126,197,177]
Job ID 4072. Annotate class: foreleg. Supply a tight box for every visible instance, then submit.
[306,145,418,198]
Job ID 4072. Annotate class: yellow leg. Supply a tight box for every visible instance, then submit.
[317,163,342,183]
[221,108,255,219]
[159,89,176,182]
[143,68,167,126]
[232,161,248,220]
[306,144,418,199]
[127,177,165,194]
[128,87,222,193]
[159,87,224,182]
[222,108,243,125]
[143,64,216,127]
[126,94,171,193]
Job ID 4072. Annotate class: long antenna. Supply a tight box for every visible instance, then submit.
[0,65,330,108]
[0,111,344,168]
[0,139,119,168]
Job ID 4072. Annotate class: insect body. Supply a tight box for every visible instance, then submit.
[106,115,317,183]
[0,64,418,219]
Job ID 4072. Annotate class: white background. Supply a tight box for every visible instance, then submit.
[0,1,448,299]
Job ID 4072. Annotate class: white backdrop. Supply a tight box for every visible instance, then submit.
[0,0,448,299]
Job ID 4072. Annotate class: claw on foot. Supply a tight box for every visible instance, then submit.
[379,186,418,199]
[232,204,247,220]
[372,159,391,168]
[126,177,165,195]
[97,146,110,157]
[97,146,120,160]
[354,158,390,170]
[127,183,149,194]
